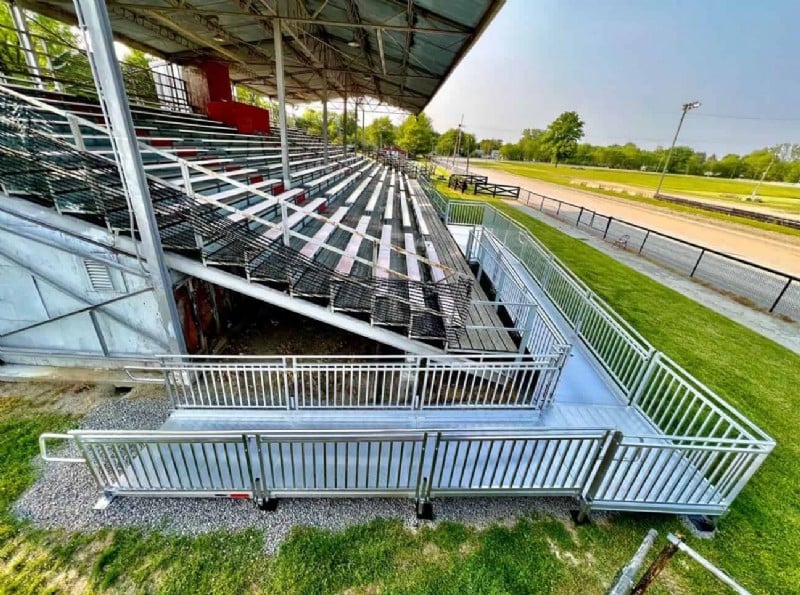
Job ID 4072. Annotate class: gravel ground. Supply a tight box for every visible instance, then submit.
[15,392,597,554]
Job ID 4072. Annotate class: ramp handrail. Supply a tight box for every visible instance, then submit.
[125,353,568,411]
[416,183,774,450]
[39,433,85,463]
[40,425,757,515]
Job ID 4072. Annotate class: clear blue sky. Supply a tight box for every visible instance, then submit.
[425,0,800,156]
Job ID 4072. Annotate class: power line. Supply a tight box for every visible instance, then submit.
[693,113,800,122]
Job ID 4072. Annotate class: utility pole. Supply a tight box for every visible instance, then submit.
[655,100,701,196]
[749,154,776,201]
[465,133,471,174]
[451,114,463,168]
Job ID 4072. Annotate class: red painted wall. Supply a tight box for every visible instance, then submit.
[207,101,271,135]
[201,61,232,103]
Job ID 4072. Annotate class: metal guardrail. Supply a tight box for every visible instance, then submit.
[474,204,654,396]
[126,353,567,411]
[415,184,774,513]
[40,422,762,515]
[41,428,618,511]
[472,233,570,376]
[429,430,606,497]
[656,192,800,231]
[521,186,799,320]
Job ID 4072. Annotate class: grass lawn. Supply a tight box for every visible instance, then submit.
[1,194,798,592]
[474,160,800,238]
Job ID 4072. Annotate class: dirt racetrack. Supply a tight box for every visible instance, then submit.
[463,160,800,277]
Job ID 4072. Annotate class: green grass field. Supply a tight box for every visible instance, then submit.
[477,160,800,212]
[1,199,798,593]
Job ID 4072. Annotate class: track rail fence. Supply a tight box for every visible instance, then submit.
[432,157,799,321]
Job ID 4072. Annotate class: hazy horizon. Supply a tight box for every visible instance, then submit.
[424,0,800,157]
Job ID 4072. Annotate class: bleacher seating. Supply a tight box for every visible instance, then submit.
[0,84,471,343]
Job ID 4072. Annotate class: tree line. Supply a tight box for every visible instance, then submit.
[307,101,800,184]
[496,112,800,183]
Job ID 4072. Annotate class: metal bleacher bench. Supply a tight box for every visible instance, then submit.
[408,189,430,236]
[404,233,422,282]
[399,189,412,228]
[300,205,350,259]
[176,167,258,188]
[325,171,361,200]
[227,187,303,223]
[335,216,370,275]
[376,224,392,280]
[365,178,384,214]
[261,197,327,242]
[211,178,280,205]
[384,186,394,220]
[345,171,375,205]
[424,241,446,283]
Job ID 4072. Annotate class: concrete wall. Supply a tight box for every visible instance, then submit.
[0,214,171,365]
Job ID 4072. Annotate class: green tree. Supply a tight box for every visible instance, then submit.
[120,49,158,104]
[742,149,774,179]
[435,128,459,155]
[499,142,523,160]
[295,108,324,136]
[713,154,744,178]
[479,138,502,154]
[519,128,546,161]
[396,113,436,156]
[235,86,276,111]
[0,6,92,94]
[365,116,395,148]
[541,111,584,167]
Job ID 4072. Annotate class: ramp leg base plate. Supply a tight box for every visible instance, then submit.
[93,494,115,510]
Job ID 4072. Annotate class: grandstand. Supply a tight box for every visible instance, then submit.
[0,0,773,522]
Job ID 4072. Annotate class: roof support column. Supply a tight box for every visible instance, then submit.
[273,19,291,190]
[322,79,329,164]
[72,0,186,355]
[9,2,44,90]
[342,90,348,157]
[361,98,365,153]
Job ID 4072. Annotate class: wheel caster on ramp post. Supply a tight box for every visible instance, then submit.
[93,493,115,511]
[416,500,434,520]
[570,500,592,526]
[258,498,279,512]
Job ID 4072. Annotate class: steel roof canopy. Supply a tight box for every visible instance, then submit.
[22,0,505,113]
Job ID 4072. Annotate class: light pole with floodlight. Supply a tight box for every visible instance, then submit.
[655,100,701,196]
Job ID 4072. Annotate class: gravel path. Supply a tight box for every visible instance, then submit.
[15,393,586,553]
